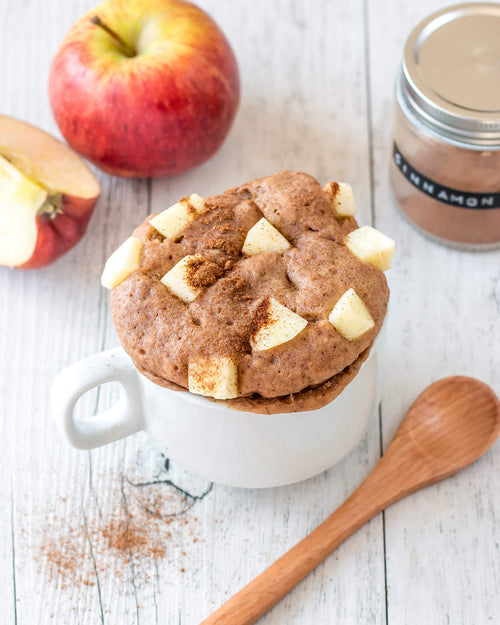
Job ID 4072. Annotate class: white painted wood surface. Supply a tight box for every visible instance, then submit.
[1,0,499,623]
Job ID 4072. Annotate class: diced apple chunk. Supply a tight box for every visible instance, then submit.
[250,297,308,352]
[323,181,357,217]
[242,218,291,256]
[160,254,204,303]
[345,225,395,271]
[328,288,374,341]
[101,237,143,289]
[149,193,206,239]
[188,356,239,399]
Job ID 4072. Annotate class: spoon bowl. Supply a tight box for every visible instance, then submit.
[404,376,500,471]
[201,375,500,625]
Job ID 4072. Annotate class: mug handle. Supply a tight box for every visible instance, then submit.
[51,347,145,450]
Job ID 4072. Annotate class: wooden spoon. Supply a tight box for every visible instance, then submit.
[201,376,500,625]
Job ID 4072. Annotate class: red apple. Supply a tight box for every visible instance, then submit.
[48,0,240,178]
[0,115,100,269]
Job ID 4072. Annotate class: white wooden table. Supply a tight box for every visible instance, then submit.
[1,1,499,623]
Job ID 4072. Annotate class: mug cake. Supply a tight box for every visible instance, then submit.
[101,171,394,414]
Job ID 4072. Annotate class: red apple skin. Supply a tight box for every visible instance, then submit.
[0,114,101,270]
[48,0,240,178]
[20,195,98,269]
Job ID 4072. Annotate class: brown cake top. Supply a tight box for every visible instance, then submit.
[104,171,393,410]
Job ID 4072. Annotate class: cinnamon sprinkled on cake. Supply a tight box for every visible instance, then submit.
[205,237,240,256]
[180,196,198,216]
[185,256,223,288]
[328,181,340,200]
[251,296,271,340]
[111,171,390,411]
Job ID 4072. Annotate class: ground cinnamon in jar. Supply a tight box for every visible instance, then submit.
[390,3,500,248]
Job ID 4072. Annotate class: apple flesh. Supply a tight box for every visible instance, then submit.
[49,0,240,178]
[0,115,100,269]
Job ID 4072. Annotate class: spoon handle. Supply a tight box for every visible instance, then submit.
[200,442,433,625]
[200,375,500,625]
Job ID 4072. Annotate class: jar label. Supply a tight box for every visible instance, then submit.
[393,143,500,209]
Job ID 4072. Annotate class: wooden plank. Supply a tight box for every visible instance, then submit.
[3,0,478,623]
[0,1,91,623]
[149,1,385,624]
[367,1,500,623]
[0,1,150,623]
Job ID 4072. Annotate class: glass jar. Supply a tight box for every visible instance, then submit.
[390,3,500,249]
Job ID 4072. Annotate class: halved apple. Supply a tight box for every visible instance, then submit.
[0,114,100,269]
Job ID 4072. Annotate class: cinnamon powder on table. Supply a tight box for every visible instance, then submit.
[39,505,170,589]
[34,467,211,591]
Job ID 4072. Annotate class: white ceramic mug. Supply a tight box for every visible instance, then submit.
[51,334,383,489]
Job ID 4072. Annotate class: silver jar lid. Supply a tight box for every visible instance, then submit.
[398,2,500,147]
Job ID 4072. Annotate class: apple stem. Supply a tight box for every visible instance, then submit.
[90,15,135,58]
